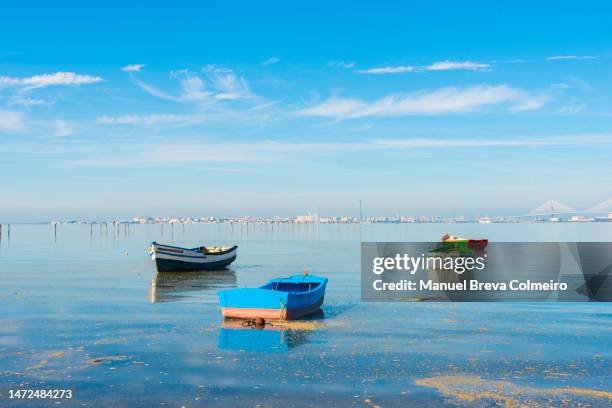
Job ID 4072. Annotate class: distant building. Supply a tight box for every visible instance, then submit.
[295,213,319,223]
[570,216,594,222]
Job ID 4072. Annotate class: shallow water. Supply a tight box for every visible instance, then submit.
[0,223,611,407]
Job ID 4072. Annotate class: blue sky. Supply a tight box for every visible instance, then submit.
[1,1,611,221]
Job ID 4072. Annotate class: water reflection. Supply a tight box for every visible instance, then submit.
[218,310,324,353]
[149,270,237,303]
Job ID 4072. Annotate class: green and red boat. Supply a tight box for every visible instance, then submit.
[441,234,488,251]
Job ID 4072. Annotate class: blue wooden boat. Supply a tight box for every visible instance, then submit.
[218,274,328,320]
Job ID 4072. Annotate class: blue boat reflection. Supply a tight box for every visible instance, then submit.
[218,310,324,353]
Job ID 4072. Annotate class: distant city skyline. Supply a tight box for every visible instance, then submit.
[33,196,612,224]
[1,2,612,221]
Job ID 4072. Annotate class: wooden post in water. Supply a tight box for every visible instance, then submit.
[8,224,11,239]
[0,224,2,241]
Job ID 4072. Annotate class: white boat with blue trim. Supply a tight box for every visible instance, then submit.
[150,242,238,272]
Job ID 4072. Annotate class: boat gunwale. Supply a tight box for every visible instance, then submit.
[262,283,326,296]
[218,276,327,298]
[152,241,238,255]
[265,276,327,295]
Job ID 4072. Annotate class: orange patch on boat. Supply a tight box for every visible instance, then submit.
[221,307,286,320]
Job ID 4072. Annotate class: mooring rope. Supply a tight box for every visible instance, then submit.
[241,319,274,328]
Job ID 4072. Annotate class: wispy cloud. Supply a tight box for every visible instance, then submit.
[132,77,184,102]
[6,97,50,107]
[70,133,612,167]
[0,110,26,133]
[509,96,549,112]
[327,61,356,69]
[51,119,75,137]
[121,64,146,72]
[170,70,212,102]
[557,103,587,114]
[203,65,254,100]
[296,85,546,118]
[261,57,280,66]
[357,65,415,74]
[0,72,103,90]
[0,111,78,137]
[424,61,490,71]
[546,55,597,61]
[133,66,255,103]
[357,60,490,74]
[97,113,200,125]
[97,104,278,126]
[71,142,257,167]
[255,137,588,153]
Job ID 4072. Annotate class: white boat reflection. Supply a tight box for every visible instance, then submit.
[149,270,237,303]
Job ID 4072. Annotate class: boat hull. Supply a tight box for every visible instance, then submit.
[154,254,237,272]
[468,239,488,251]
[151,243,238,272]
[221,296,324,320]
[442,238,488,251]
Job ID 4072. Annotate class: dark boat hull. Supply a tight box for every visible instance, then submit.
[155,254,237,272]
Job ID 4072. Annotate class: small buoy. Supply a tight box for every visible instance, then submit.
[255,317,265,328]
[124,251,129,256]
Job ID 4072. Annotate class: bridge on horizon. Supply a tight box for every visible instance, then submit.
[513,198,612,218]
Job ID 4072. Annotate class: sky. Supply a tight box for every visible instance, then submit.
[1,1,611,221]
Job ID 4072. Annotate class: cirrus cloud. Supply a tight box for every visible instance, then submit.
[424,61,490,71]
[296,85,547,118]
[68,133,612,168]
[133,66,255,103]
[357,60,490,74]
[121,64,146,72]
[357,65,415,74]
[261,57,280,66]
[327,61,356,69]
[546,55,597,61]
[0,72,103,90]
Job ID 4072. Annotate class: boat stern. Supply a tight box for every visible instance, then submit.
[218,288,289,319]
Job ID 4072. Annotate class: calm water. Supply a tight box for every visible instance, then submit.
[1,223,611,407]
